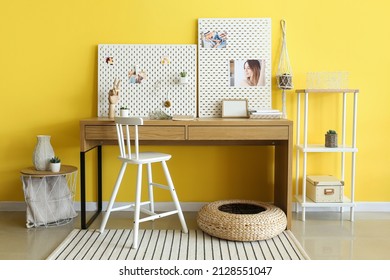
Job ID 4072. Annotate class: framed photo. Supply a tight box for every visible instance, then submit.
[229,59,266,87]
[222,99,248,118]
[199,31,228,49]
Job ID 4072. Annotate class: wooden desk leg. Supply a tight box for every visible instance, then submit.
[80,146,103,229]
[97,145,102,213]
[80,151,86,229]
[274,140,292,229]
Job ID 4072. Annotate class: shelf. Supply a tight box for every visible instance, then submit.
[296,144,358,153]
[295,88,358,221]
[295,195,355,208]
[295,89,359,93]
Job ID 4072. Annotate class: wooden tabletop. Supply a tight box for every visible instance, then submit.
[20,165,78,177]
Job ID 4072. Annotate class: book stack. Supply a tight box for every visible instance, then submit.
[248,109,283,119]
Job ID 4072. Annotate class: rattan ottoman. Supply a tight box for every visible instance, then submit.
[197,200,287,241]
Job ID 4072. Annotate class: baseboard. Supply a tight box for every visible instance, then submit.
[293,202,390,212]
[2,201,390,212]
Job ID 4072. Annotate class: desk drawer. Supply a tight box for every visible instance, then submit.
[85,125,186,140]
[188,126,288,140]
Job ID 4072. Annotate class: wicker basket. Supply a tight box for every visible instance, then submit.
[197,200,287,241]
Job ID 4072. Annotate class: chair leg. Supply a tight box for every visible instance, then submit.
[132,164,143,249]
[146,163,154,213]
[161,161,188,234]
[99,162,127,233]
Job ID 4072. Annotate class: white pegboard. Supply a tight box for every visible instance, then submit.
[198,18,272,117]
[98,44,197,117]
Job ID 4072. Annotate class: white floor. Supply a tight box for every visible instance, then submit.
[0,210,389,260]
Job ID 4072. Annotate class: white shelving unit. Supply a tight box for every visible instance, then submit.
[295,89,359,221]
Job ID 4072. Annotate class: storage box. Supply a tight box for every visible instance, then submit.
[306,175,344,203]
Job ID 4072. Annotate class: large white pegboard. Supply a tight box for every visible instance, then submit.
[98,44,197,117]
[198,18,272,117]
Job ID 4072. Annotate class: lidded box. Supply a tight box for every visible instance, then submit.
[306,175,344,203]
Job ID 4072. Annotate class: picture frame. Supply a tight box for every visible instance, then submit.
[222,99,248,118]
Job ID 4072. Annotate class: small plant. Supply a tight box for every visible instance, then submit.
[120,106,129,110]
[49,156,61,163]
[325,130,338,148]
[180,71,187,77]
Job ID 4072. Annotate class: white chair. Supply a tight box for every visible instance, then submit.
[99,116,188,249]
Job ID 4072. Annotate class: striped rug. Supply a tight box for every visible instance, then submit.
[47,229,309,260]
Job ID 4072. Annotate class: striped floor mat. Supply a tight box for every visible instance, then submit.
[47,229,309,260]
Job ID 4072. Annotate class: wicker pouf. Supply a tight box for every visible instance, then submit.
[197,200,287,241]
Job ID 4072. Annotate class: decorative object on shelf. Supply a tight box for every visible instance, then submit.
[49,156,61,172]
[325,130,338,147]
[179,71,188,84]
[306,72,349,89]
[108,78,121,119]
[306,175,344,203]
[160,55,170,65]
[119,106,130,117]
[248,108,282,119]
[222,99,248,118]
[172,114,195,121]
[276,19,293,119]
[163,91,172,108]
[33,135,55,171]
[149,109,172,120]
[163,100,171,108]
[105,57,114,65]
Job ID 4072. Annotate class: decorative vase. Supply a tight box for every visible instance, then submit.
[32,135,55,171]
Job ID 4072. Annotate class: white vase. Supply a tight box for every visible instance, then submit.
[32,135,55,171]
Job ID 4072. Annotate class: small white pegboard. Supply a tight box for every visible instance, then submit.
[98,44,197,117]
[198,18,272,117]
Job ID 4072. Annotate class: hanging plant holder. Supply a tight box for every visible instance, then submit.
[277,20,293,90]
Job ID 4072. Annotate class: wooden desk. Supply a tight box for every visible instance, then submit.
[80,117,293,229]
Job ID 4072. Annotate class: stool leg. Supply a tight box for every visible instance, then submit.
[147,163,154,213]
[132,164,143,249]
[99,162,127,233]
[161,161,188,234]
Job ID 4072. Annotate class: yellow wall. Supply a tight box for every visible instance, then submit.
[1,0,390,203]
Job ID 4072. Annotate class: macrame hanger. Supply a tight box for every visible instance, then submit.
[277,19,293,119]
[278,19,292,76]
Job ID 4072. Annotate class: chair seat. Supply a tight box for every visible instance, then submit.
[119,152,171,164]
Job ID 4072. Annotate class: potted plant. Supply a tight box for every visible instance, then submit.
[179,71,188,84]
[120,106,130,117]
[49,156,61,172]
[325,130,338,148]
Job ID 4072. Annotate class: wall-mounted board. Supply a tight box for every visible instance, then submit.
[98,44,197,117]
[198,18,272,117]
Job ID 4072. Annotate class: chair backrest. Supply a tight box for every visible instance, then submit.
[114,116,144,160]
